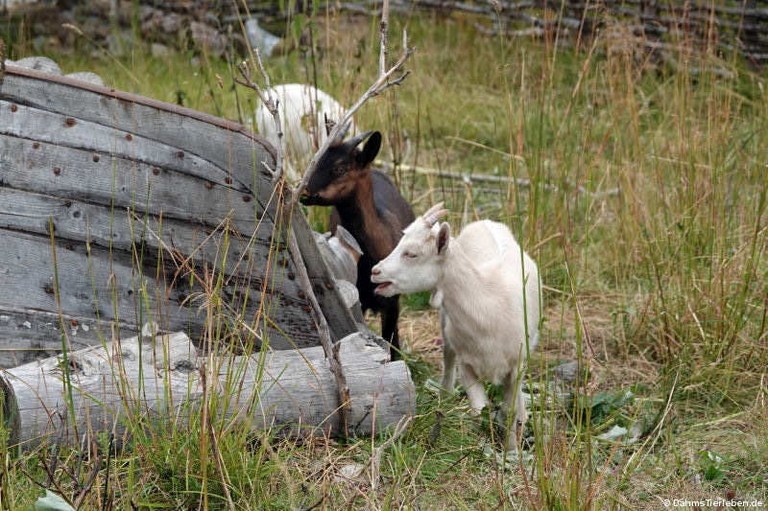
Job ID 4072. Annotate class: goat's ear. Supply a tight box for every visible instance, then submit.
[356,131,382,168]
[437,222,451,255]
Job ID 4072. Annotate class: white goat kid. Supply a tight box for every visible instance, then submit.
[255,83,356,182]
[371,204,541,447]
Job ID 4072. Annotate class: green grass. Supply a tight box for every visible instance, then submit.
[2,7,768,510]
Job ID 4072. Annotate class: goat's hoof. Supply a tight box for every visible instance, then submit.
[468,405,487,417]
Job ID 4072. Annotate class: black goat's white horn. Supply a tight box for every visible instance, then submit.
[422,202,449,227]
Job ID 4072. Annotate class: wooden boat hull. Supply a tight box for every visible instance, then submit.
[0,65,358,367]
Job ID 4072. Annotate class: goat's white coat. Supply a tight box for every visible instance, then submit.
[255,84,356,182]
[372,211,541,446]
[313,226,363,311]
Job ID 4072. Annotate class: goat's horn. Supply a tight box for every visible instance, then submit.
[422,202,449,227]
[328,120,354,143]
[345,130,374,148]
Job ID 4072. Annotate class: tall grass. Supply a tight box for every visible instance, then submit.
[2,7,766,509]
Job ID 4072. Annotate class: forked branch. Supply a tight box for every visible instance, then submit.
[235,50,284,184]
[290,21,413,206]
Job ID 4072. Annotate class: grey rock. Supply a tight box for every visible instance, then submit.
[13,56,62,75]
[245,18,281,57]
[552,360,581,383]
[65,71,105,86]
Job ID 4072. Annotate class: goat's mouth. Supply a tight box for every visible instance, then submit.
[374,281,395,296]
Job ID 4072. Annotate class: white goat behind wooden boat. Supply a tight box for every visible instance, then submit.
[254,83,356,182]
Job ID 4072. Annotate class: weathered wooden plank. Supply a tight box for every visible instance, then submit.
[289,206,360,342]
[0,228,198,330]
[0,100,269,202]
[1,68,277,201]
[0,138,326,352]
[0,186,318,336]
[0,229,320,357]
[0,186,286,288]
[0,134,269,235]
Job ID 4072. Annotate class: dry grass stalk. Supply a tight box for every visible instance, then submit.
[235,50,284,183]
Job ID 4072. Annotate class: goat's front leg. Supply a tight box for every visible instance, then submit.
[502,365,528,449]
[460,364,488,414]
[440,311,457,391]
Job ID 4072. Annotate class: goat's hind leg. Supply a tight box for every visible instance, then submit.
[502,365,528,450]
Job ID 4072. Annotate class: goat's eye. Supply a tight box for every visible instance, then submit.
[403,251,417,259]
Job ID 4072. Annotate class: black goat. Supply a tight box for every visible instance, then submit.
[300,131,415,358]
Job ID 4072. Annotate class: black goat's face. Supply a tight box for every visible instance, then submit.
[301,131,382,206]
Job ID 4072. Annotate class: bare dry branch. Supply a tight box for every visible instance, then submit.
[394,162,621,198]
[379,0,390,77]
[290,11,413,206]
[235,50,284,184]
[286,226,351,436]
[368,415,411,492]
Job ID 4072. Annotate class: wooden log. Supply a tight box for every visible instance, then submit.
[0,331,415,448]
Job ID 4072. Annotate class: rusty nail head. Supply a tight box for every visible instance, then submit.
[125,133,133,141]
[242,195,252,203]
[205,181,213,189]
[176,151,184,158]
[224,176,233,185]
[92,154,100,162]
[64,117,76,127]
[10,104,18,112]
[32,142,40,149]
[152,167,161,175]
[53,167,62,176]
